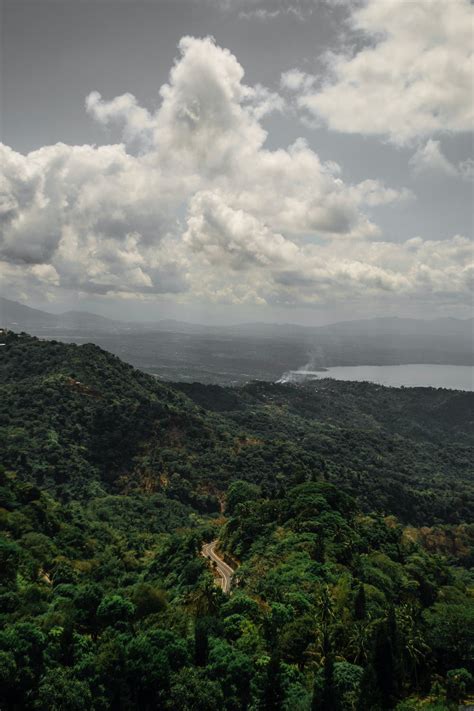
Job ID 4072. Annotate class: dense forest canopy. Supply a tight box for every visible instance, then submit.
[0,332,473,710]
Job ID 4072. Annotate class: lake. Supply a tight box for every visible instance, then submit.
[282,364,474,391]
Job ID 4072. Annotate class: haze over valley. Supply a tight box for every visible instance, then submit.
[2,297,473,387]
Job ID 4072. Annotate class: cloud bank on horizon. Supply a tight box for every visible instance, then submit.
[0,0,472,315]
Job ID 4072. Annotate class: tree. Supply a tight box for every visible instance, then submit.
[0,622,46,708]
[226,480,261,515]
[262,653,286,711]
[0,538,20,586]
[424,602,474,669]
[279,615,316,668]
[207,638,253,708]
[132,583,167,619]
[96,594,135,630]
[35,668,92,711]
[312,654,337,711]
[73,583,103,638]
[333,662,364,711]
[167,667,224,711]
[446,668,473,705]
[125,634,171,708]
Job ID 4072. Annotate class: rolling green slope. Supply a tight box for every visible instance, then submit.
[176,380,474,525]
[1,332,472,525]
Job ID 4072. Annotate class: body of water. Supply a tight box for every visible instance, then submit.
[280,364,474,391]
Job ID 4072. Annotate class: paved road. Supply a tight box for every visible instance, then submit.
[202,540,234,593]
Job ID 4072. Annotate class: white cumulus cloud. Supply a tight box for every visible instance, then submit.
[0,35,471,312]
[283,0,473,144]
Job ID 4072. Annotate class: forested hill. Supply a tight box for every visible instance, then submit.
[1,331,472,524]
[1,332,473,710]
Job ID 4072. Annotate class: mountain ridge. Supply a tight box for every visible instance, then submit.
[1,330,472,524]
[1,296,472,335]
[2,298,472,381]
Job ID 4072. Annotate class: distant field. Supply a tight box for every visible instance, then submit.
[32,326,474,385]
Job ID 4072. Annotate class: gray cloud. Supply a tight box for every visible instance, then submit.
[410,140,474,181]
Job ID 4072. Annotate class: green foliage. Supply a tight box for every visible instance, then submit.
[0,333,473,710]
[445,668,473,704]
[2,332,473,525]
[131,583,167,619]
[97,595,135,629]
[226,479,262,515]
[168,667,224,710]
[35,668,93,711]
[423,602,474,668]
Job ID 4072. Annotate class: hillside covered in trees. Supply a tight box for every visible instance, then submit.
[0,332,473,710]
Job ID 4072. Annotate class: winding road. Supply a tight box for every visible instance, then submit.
[202,540,235,594]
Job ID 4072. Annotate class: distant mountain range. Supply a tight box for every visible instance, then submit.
[0,297,122,331]
[1,296,472,377]
[1,296,472,337]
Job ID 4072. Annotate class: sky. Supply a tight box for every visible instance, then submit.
[0,0,472,325]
